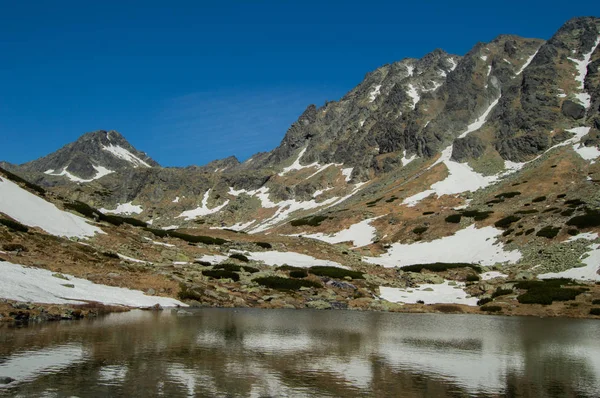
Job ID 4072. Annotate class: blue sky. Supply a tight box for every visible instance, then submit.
[1,1,598,167]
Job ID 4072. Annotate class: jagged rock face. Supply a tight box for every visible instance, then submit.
[5,17,600,233]
[20,130,159,181]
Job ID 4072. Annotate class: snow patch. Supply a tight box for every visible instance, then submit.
[406,84,420,109]
[480,271,508,280]
[102,144,152,168]
[568,36,600,108]
[172,196,180,203]
[237,250,348,269]
[341,167,353,182]
[44,165,114,183]
[0,177,102,238]
[177,189,229,220]
[99,201,143,215]
[0,261,185,306]
[295,217,380,248]
[539,243,600,281]
[380,280,478,306]
[514,49,539,76]
[364,225,521,267]
[368,84,382,102]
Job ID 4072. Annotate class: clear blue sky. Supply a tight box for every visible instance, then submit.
[0,1,597,167]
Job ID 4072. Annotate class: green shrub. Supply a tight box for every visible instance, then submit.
[177,283,203,301]
[213,263,243,272]
[477,297,493,306]
[557,193,567,198]
[466,274,480,282]
[591,299,600,305]
[494,215,521,229]
[590,308,600,316]
[202,269,240,281]
[561,209,576,217]
[412,226,428,234]
[276,265,304,271]
[481,305,502,312]
[542,207,558,213]
[445,214,462,223]
[565,199,586,208]
[290,215,328,227]
[502,229,514,237]
[64,201,148,228]
[253,276,321,290]
[229,253,249,262]
[515,279,586,305]
[0,217,29,233]
[401,262,482,273]
[524,228,535,235]
[366,197,383,206]
[536,226,561,239]
[0,166,46,195]
[144,228,228,245]
[194,260,212,266]
[492,288,513,298]
[532,196,546,203]
[308,266,364,279]
[385,196,398,203]
[422,211,435,215]
[495,192,521,199]
[461,210,493,220]
[486,199,504,205]
[290,270,308,278]
[256,242,272,249]
[102,251,120,259]
[241,265,259,273]
[567,229,579,236]
[515,231,524,236]
[566,211,600,229]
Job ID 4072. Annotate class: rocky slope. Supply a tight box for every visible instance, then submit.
[2,17,600,319]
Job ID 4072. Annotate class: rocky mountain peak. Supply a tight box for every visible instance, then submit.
[20,130,159,182]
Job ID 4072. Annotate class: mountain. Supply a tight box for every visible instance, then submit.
[18,130,159,183]
[2,17,600,319]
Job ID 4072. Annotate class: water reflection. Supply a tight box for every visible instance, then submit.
[0,310,598,397]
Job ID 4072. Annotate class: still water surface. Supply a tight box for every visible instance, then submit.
[0,309,599,397]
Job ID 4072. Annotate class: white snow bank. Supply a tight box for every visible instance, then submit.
[210,220,256,232]
[0,261,185,306]
[401,150,417,166]
[45,164,114,183]
[142,237,175,247]
[196,254,229,264]
[297,217,379,248]
[0,177,102,238]
[236,250,348,269]
[480,271,508,280]
[539,243,600,281]
[177,190,229,220]
[407,84,420,109]
[341,167,353,182]
[364,225,521,267]
[380,280,478,306]
[458,97,500,138]
[102,144,151,168]
[99,201,143,215]
[514,49,539,76]
[279,148,318,176]
[568,37,600,108]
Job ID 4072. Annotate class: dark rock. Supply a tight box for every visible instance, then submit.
[561,100,585,119]
[0,377,15,385]
[451,135,486,162]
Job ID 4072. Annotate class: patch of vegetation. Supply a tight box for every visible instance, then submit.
[144,228,227,245]
[561,208,576,216]
[486,199,504,205]
[536,226,561,239]
[422,211,435,215]
[253,276,321,290]
[461,210,493,221]
[412,226,428,235]
[557,193,567,199]
[515,231,523,236]
[445,214,462,223]
[194,260,212,266]
[592,299,600,305]
[494,215,521,229]
[495,191,521,199]
[256,242,272,249]
[502,229,514,237]
[566,211,600,229]
[385,196,398,203]
[2,243,27,252]
[289,270,308,278]
[213,263,259,273]
[524,228,535,235]
[276,265,304,271]
[515,209,539,215]
[401,262,482,273]
[0,217,29,233]
[466,274,480,282]
[590,308,600,316]
[290,215,328,227]
[64,201,148,228]
[102,251,120,259]
[0,166,46,195]
[515,279,586,305]
[532,196,546,203]
[567,229,579,236]
[477,297,493,306]
[480,305,502,312]
[229,253,249,262]
[366,197,383,206]
[565,199,586,208]
[309,266,364,279]
[202,269,240,281]
[177,283,203,301]
[491,288,513,298]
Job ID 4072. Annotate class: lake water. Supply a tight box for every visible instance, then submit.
[1,309,599,397]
